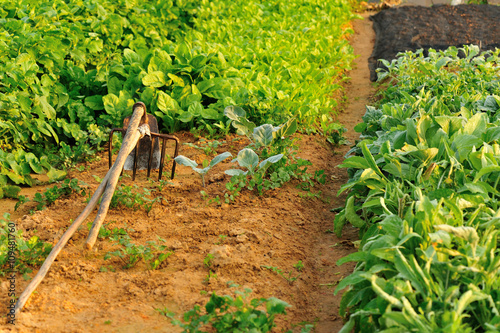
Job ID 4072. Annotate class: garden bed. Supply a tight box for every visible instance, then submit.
[369,4,500,80]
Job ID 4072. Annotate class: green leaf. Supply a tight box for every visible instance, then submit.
[174,155,198,169]
[473,166,500,182]
[259,154,283,169]
[84,95,104,110]
[35,95,56,119]
[339,156,370,170]
[209,152,232,168]
[157,91,178,112]
[253,124,274,147]
[360,141,386,180]
[47,168,67,182]
[224,105,246,121]
[142,71,167,88]
[235,148,259,172]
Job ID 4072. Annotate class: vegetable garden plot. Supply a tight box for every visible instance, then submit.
[369,4,500,81]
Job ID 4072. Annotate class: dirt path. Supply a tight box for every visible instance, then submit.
[313,13,376,333]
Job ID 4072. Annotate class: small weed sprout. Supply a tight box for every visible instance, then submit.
[293,260,304,272]
[203,253,214,268]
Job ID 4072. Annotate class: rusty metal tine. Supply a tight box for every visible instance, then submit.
[158,137,167,181]
[170,137,180,180]
[147,138,154,178]
[133,140,140,181]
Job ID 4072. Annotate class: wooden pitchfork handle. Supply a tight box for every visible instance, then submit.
[13,102,148,316]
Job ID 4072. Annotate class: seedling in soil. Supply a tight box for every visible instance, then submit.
[0,213,53,276]
[261,265,300,285]
[15,178,86,212]
[204,270,217,284]
[203,253,214,268]
[160,285,291,332]
[215,235,227,245]
[104,236,174,270]
[293,260,304,272]
[175,152,232,187]
[110,184,159,212]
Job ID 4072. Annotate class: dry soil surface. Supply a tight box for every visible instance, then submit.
[0,14,375,333]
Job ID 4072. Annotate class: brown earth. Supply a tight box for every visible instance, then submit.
[0,14,375,333]
[369,4,500,80]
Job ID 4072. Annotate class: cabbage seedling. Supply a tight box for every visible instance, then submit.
[174,152,232,187]
[225,148,283,176]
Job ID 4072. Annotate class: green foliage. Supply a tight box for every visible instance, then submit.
[261,265,300,285]
[15,178,86,212]
[0,213,53,276]
[335,45,500,332]
[184,138,226,156]
[110,184,158,212]
[104,235,174,270]
[0,0,355,186]
[160,285,291,332]
[175,152,232,187]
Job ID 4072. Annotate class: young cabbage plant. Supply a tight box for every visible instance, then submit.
[224,105,297,148]
[174,152,232,187]
[225,148,283,176]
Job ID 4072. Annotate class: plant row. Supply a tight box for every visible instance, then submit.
[334,45,500,332]
[0,0,357,187]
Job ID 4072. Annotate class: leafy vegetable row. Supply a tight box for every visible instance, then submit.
[335,45,500,332]
[0,0,357,187]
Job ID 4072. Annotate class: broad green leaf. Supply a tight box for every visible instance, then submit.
[360,141,386,180]
[174,155,198,169]
[235,148,259,172]
[463,112,487,137]
[208,152,232,168]
[84,95,104,110]
[142,71,166,88]
[157,91,178,112]
[339,156,371,170]
[223,105,246,121]
[178,111,193,123]
[435,56,452,70]
[273,118,297,139]
[200,108,220,120]
[473,166,500,182]
[253,124,274,147]
[35,95,56,119]
[434,225,479,246]
[259,154,283,169]
[225,169,246,176]
[47,168,67,182]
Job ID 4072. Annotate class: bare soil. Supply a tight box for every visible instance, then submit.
[369,4,500,80]
[0,15,375,333]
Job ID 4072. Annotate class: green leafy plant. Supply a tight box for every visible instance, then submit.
[0,213,53,276]
[293,260,304,272]
[334,45,500,332]
[0,0,355,188]
[175,152,232,187]
[159,285,291,332]
[104,235,174,270]
[203,253,214,268]
[261,265,300,285]
[15,178,86,212]
[184,138,226,156]
[110,184,159,212]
